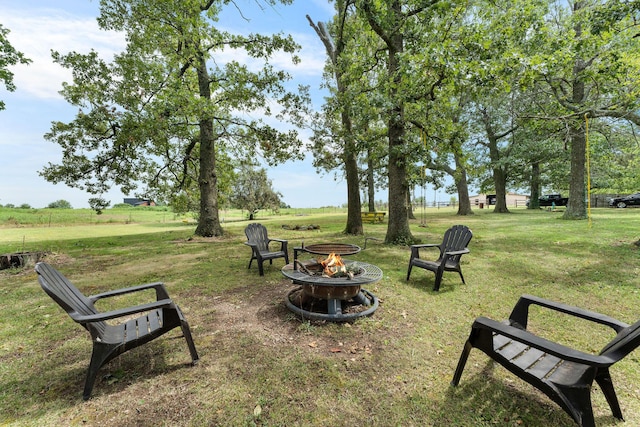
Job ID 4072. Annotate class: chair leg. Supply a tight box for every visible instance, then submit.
[458,268,466,285]
[554,384,596,427]
[596,371,623,420]
[433,267,444,291]
[84,343,113,400]
[406,262,413,281]
[451,340,473,386]
[179,318,200,364]
[257,259,264,276]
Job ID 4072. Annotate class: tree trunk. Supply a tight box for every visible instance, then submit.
[407,187,416,219]
[194,55,223,237]
[492,166,510,213]
[386,115,412,245]
[481,108,511,213]
[344,143,363,234]
[367,149,376,213]
[563,4,587,220]
[383,1,413,245]
[564,120,587,219]
[454,153,473,215]
[528,161,541,209]
[307,11,363,235]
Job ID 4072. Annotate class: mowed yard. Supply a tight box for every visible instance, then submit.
[1,207,638,426]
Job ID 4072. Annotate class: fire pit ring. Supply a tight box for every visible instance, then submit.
[282,260,382,322]
[299,243,361,256]
[285,287,378,322]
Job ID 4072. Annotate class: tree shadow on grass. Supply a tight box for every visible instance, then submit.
[403,274,458,295]
[438,360,621,427]
[3,337,194,410]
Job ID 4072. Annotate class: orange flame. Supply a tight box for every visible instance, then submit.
[320,253,346,277]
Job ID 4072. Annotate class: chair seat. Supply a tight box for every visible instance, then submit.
[492,333,591,387]
[258,250,287,260]
[411,258,460,271]
[101,309,165,345]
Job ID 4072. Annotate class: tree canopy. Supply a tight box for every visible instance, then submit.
[37,0,640,243]
[310,0,640,230]
[0,23,31,111]
[40,0,309,236]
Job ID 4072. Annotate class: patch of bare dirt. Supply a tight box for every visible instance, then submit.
[171,234,238,245]
[204,279,389,359]
[211,281,297,345]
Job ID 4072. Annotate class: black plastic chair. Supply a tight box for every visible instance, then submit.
[406,224,472,291]
[452,294,640,427]
[244,223,289,275]
[35,262,199,400]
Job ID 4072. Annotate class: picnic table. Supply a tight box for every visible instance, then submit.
[361,212,385,223]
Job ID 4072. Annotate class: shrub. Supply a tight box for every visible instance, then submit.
[47,199,73,209]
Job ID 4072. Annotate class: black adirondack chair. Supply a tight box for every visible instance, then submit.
[244,223,289,275]
[35,262,199,400]
[406,224,472,291]
[452,294,640,427]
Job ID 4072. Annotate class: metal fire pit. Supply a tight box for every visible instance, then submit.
[282,259,381,322]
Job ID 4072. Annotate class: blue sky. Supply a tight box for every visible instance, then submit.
[0,0,364,209]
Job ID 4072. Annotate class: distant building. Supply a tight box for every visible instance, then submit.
[468,193,529,208]
[123,198,156,207]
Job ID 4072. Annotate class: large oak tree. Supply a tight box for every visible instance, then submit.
[41,0,309,236]
[526,0,640,219]
[307,0,364,235]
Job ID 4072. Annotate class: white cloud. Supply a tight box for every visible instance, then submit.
[1,7,125,100]
[2,5,325,100]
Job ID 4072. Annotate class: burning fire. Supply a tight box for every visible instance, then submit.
[320,253,347,277]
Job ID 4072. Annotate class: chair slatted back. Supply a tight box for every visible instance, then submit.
[35,262,106,337]
[245,223,270,252]
[439,225,473,262]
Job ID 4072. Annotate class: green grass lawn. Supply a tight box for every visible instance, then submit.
[0,206,638,426]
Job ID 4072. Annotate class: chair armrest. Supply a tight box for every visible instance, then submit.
[411,243,440,249]
[72,299,175,323]
[509,294,629,332]
[268,238,288,251]
[410,243,440,258]
[473,316,616,367]
[443,248,470,257]
[88,282,170,302]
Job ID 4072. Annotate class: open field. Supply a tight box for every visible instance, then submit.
[1,207,638,426]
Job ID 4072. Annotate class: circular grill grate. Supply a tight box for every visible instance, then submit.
[300,243,361,256]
